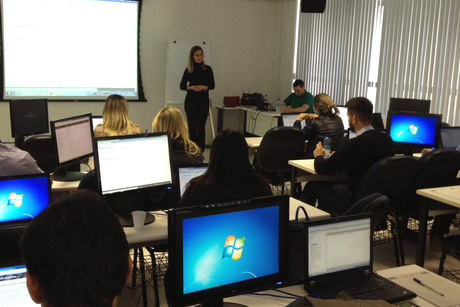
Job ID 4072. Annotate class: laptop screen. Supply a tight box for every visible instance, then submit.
[92,115,103,132]
[337,106,349,131]
[0,265,36,306]
[0,174,50,227]
[307,215,371,279]
[440,127,460,150]
[281,114,306,129]
[178,165,207,197]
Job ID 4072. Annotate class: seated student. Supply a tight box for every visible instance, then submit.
[179,130,272,206]
[21,190,131,307]
[281,79,314,114]
[300,97,394,216]
[94,94,143,137]
[0,141,43,176]
[152,106,203,165]
[294,93,344,158]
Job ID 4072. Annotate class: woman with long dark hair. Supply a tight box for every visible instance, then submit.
[179,130,272,206]
[179,45,215,151]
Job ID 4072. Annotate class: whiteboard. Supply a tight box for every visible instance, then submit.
[165,41,211,104]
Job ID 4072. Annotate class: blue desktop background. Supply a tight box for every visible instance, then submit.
[0,176,49,223]
[389,114,438,145]
[182,206,280,294]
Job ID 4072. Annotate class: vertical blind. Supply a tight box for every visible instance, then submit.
[376,0,460,125]
[296,0,460,126]
[296,0,380,105]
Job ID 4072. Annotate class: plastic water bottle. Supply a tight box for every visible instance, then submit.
[275,98,281,113]
[323,134,331,158]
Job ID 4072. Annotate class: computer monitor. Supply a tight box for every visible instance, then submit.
[93,133,173,225]
[389,98,431,114]
[50,114,94,181]
[440,127,460,150]
[176,164,208,197]
[371,113,385,131]
[336,106,349,131]
[92,115,103,132]
[386,112,442,154]
[0,173,50,229]
[281,113,306,129]
[9,99,49,147]
[168,195,289,307]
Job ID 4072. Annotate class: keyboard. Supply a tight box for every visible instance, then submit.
[311,275,395,298]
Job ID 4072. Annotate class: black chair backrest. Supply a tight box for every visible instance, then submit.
[256,126,306,173]
[344,193,390,233]
[355,155,419,214]
[20,134,57,173]
[415,149,460,189]
[78,169,99,192]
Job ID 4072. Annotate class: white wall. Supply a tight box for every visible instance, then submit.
[0,0,298,143]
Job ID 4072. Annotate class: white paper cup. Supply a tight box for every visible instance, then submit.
[132,211,146,231]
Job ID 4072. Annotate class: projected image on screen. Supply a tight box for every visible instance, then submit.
[1,0,141,100]
[389,114,438,146]
[182,206,280,294]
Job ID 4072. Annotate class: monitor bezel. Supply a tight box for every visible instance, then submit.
[167,195,290,307]
[0,173,51,229]
[386,111,442,148]
[50,113,94,167]
[389,97,431,114]
[93,132,173,197]
[9,99,49,138]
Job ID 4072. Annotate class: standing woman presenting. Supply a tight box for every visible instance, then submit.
[180,45,215,151]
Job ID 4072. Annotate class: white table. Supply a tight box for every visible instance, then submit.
[415,185,460,266]
[377,264,460,307]
[239,106,280,136]
[246,136,263,149]
[288,159,347,197]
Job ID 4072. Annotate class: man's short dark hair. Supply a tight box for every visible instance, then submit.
[293,79,305,87]
[21,190,129,307]
[345,97,373,124]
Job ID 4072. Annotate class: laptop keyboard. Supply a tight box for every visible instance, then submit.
[313,275,395,298]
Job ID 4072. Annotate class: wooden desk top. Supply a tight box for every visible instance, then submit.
[416,185,460,208]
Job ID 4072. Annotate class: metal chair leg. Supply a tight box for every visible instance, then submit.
[146,246,160,307]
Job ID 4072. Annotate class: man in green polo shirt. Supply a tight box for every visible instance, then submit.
[281,79,314,113]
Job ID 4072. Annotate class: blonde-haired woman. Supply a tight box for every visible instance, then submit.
[152,107,203,165]
[294,93,344,158]
[94,94,143,137]
[179,45,215,151]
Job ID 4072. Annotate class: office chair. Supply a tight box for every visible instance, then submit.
[78,169,98,191]
[354,155,419,266]
[20,134,57,173]
[255,126,306,194]
[405,150,460,241]
[438,234,460,275]
[344,193,390,234]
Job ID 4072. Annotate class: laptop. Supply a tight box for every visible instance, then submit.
[0,264,36,306]
[281,113,307,129]
[337,106,349,132]
[176,164,208,197]
[440,127,460,150]
[304,214,415,303]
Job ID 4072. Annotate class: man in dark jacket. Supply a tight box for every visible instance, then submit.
[300,97,394,216]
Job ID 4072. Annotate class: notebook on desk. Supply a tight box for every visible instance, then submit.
[304,214,415,303]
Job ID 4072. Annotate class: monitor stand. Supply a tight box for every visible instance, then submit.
[51,166,86,182]
[118,213,155,227]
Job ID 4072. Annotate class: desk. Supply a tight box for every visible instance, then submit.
[239,106,280,136]
[246,136,263,149]
[415,185,460,266]
[377,264,460,307]
[288,159,347,197]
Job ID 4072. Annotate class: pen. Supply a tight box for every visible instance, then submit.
[413,277,445,296]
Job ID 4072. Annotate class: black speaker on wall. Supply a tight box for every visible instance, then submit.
[301,0,326,13]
